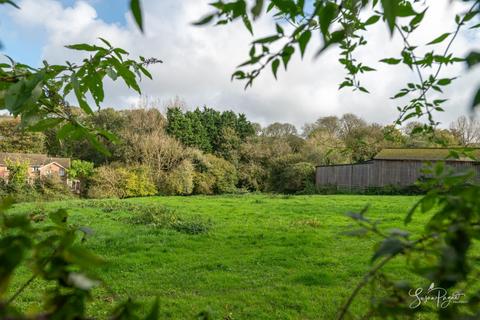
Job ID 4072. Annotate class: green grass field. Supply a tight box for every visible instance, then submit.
[9,194,432,319]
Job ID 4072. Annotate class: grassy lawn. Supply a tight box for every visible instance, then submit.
[9,194,433,319]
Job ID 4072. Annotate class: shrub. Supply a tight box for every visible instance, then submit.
[87,166,124,198]
[157,160,194,195]
[87,165,157,199]
[192,153,238,194]
[193,172,215,195]
[267,157,315,193]
[237,162,268,191]
[129,208,211,235]
[124,166,157,197]
[5,159,29,192]
[68,160,95,179]
[34,175,74,200]
[285,162,315,194]
[67,160,94,195]
[208,155,237,193]
[267,154,305,193]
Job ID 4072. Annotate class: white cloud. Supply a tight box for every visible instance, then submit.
[7,0,480,129]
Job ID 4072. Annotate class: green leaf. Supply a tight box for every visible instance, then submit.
[297,30,311,58]
[380,58,401,64]
[410,9,426,28]
[372,238,405,262]
[427,33,450,45]
[57,123,77,140]
[271,58,280,79]
[109,58,141,93]
[242,15,253,35]
[380,0,399,34]
[392,90,408,99]
[396,2,417,17]
[5,72,44,114]
[253,35,281,44]
[437,78,453,86]
[421,194,436,213]
[0,0,19,9]
[49,209,68,225]
[358,87,370,94]
[97,129,120,144]
[65,43,102,52]
[251,0,264,18]
[465,51,480,68]
[365,15,380,26]
[316,29,346,56]
[281,46,295,70]
[130,0,143,32]
[193,14,215,26]
[463,10,478,23]
[318,2,337,35]
[405,200,421,224]
[71,74,93,115]
[98,37,112,48]
[472,87,480,110]
[86,133,111,156]
[144,297,160,320]
[28,118,64,132]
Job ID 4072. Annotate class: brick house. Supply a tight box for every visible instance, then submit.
[0,152,75,187]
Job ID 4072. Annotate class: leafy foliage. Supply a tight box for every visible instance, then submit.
[87,165,157,199]
[0,39,159,156]
[0,197,159,319]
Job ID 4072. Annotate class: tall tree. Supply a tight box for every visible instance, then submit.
[0,117,46,153]
[450,115,480,146]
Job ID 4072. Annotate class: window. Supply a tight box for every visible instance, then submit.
[59,168,65,177]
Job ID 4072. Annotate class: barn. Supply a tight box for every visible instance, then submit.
[315,148,480,191]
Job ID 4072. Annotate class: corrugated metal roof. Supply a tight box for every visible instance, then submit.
[0,153,70,168]
[374,148,480,162]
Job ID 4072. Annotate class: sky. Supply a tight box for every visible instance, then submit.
[0,0,479,129]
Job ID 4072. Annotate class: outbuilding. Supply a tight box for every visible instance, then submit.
[315,148,480,191]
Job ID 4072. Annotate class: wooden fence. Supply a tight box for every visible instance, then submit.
[316,160,480,190]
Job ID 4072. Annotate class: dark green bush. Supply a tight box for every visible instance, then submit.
[268,156,315,193]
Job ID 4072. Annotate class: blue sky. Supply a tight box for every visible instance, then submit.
[0,0,129,66]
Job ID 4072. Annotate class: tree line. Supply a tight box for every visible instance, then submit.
[1,105,479,198]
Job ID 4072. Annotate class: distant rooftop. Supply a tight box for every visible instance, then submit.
[374,148,480,162]
[0,153,70,168]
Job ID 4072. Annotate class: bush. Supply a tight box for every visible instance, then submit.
[34,175,74,200]
[157,160,195,195]
[237,162,268,191]
[124,166,157,197]
[4,159,29,192]
[87,165,157,199]
[284,162,315,194]
[192,153,237,194]
[67,160,94,195]
[267,155,310,193]
[192,172,215,194]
